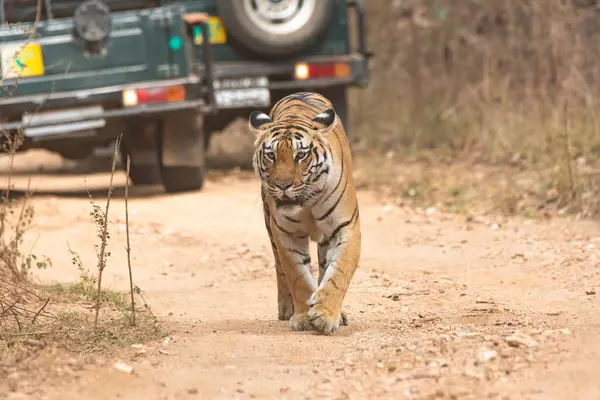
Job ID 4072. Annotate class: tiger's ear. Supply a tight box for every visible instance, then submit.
[249,111,272,134]
[311,108,337,134]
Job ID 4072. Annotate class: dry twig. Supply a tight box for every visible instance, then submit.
[93,135,122,330]
[124,155,136,325]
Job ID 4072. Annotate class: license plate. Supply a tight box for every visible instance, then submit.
[214,76,271,109]
[1,42,44,79]
[193,16,227,45]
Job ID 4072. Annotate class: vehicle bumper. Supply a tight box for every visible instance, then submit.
[211,53,370,90]
[0,76,210,133]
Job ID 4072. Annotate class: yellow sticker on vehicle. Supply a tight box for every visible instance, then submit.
[193,16,227,45]
[1,42,45,79]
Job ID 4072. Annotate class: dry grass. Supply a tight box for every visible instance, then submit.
[350,0,600,218]
[0,137,165,359]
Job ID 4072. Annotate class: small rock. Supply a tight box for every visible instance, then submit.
[477,348,498,363]
[382,204,394,214]
[505,331,538,348]
[133,349,147,357]
[464,367,485,380]
[237,246,250,256]
[585,289,596,295]
[559,328,572,336]
[113,361,134,374]
[187,388,199,395]
[426,207,440,217]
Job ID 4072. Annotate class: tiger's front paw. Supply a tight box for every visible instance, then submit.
[289,312,313,331]
[307,292,342,334]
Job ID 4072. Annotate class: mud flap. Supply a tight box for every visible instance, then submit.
[160,110,205,168]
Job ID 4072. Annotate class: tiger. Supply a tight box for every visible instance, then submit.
[248,91,361,334]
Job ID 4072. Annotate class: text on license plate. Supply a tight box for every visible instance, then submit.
[214,76,271,109]
[193,16,227,45]
[1,43,44,79]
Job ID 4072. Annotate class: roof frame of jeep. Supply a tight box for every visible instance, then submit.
[0,0,170,24]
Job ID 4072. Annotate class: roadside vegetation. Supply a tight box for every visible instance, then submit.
[350,0,600,219]
[0,131,164,361]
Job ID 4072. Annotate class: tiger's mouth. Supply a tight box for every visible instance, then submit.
[275,194,302,207]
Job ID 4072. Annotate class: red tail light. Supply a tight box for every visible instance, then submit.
[122,85,185,107]
[295,62,351,80]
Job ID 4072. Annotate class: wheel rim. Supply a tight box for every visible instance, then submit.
[243,0,317,36]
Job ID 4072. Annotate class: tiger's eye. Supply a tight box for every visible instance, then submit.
[296,151,308,161]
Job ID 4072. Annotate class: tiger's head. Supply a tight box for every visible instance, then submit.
[248,108,338,206]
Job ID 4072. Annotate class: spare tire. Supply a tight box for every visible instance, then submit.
[217,0,335,58]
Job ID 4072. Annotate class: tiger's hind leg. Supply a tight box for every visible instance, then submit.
[263,203,294,320]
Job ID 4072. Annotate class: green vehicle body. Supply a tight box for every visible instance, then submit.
[0,0,371,192]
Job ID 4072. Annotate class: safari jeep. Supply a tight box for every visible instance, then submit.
[0,0,371,193]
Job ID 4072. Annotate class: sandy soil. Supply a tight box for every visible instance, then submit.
[1,150,600,400]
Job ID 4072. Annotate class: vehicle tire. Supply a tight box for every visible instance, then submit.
[216,0,335,58]
[159,111,206,193]
[120,132,162,186]
[119,150,162,185]
[160,166,205,193]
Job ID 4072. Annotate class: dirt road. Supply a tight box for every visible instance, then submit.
[2,151,600,399]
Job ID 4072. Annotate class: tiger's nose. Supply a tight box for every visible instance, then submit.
[274,180,293,190]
